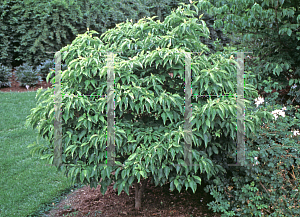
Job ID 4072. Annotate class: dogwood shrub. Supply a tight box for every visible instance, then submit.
[26,2,267,211]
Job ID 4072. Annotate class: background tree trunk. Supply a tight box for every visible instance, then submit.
[157,5,162,22]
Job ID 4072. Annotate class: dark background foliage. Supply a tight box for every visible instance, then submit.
[204,0,300,108]
[0,0,233,71]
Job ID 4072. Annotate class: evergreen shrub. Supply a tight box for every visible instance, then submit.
[36,59,67,81]
[14,63,42,87]
[0,63,12,88]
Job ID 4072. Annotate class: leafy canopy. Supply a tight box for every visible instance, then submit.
[26,3,265,198]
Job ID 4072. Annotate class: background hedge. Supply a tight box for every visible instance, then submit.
[0,0,233,72]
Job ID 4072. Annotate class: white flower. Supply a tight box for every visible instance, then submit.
[289,130,300,138]
[278,110,285,117]
[272,109,281,114]
[254,96,264,107]
[291,84,297,89]
[26,85,29,90]
[271,112,278,120]
[293,130,300,136]
[271,109,285,120]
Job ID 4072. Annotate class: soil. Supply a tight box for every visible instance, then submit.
[40,173,222,217]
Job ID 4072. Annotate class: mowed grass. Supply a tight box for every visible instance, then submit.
[0,90,85,217]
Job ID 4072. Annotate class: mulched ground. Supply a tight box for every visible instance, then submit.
[41,174,222,217]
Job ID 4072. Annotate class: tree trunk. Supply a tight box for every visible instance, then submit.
[134,178,148,210]
[157,6,162,22]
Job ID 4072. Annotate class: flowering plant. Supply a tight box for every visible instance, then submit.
[254,95,299,137]
[204,95,300,216]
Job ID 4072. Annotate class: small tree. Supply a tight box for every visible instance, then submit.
[25,3,264,210]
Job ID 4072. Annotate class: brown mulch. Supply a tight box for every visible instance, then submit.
[41,173,222,217]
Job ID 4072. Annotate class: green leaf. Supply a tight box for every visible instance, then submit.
[161,112,167,125]
[85,80,90,88]
[175,164,181,174]
[199,162,203,173]
[124,182,130,195]
[228,104,235,117]
[157,147,163,163]
[203,134,208,148]
[128,176,135,185]
[174,179,179,189]
[205,119,210,128]
[192,175,201,185]
[78,130,87,141]
[207,147,212,157]
[170,148,176,160]
[166,111,174,123]
[185,180,189,191]
[140,171,146,178]
[126,169,130,177]
[189,180,197,193]
[202,123,208,134]
[118,182,124,195]
[216,109,224,120]
[137,172,141,183]
[128,153,137,161]
[164,166,170,179]
[82,169,89,182]
[121,170,126,179]
[219,104,225,117]
[212,145,218,154]
[80,170,84,182]
[114,167,121,179]
[170,181,175,191]
[106,167,110,179]
[176,181,182,193]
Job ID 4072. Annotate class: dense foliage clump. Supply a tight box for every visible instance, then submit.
[0,63,12,88]
[25,2,264,210]
[24,0,300,215]
[14,63,42,87]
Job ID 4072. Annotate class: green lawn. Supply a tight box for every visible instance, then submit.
[0,90,85,217]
